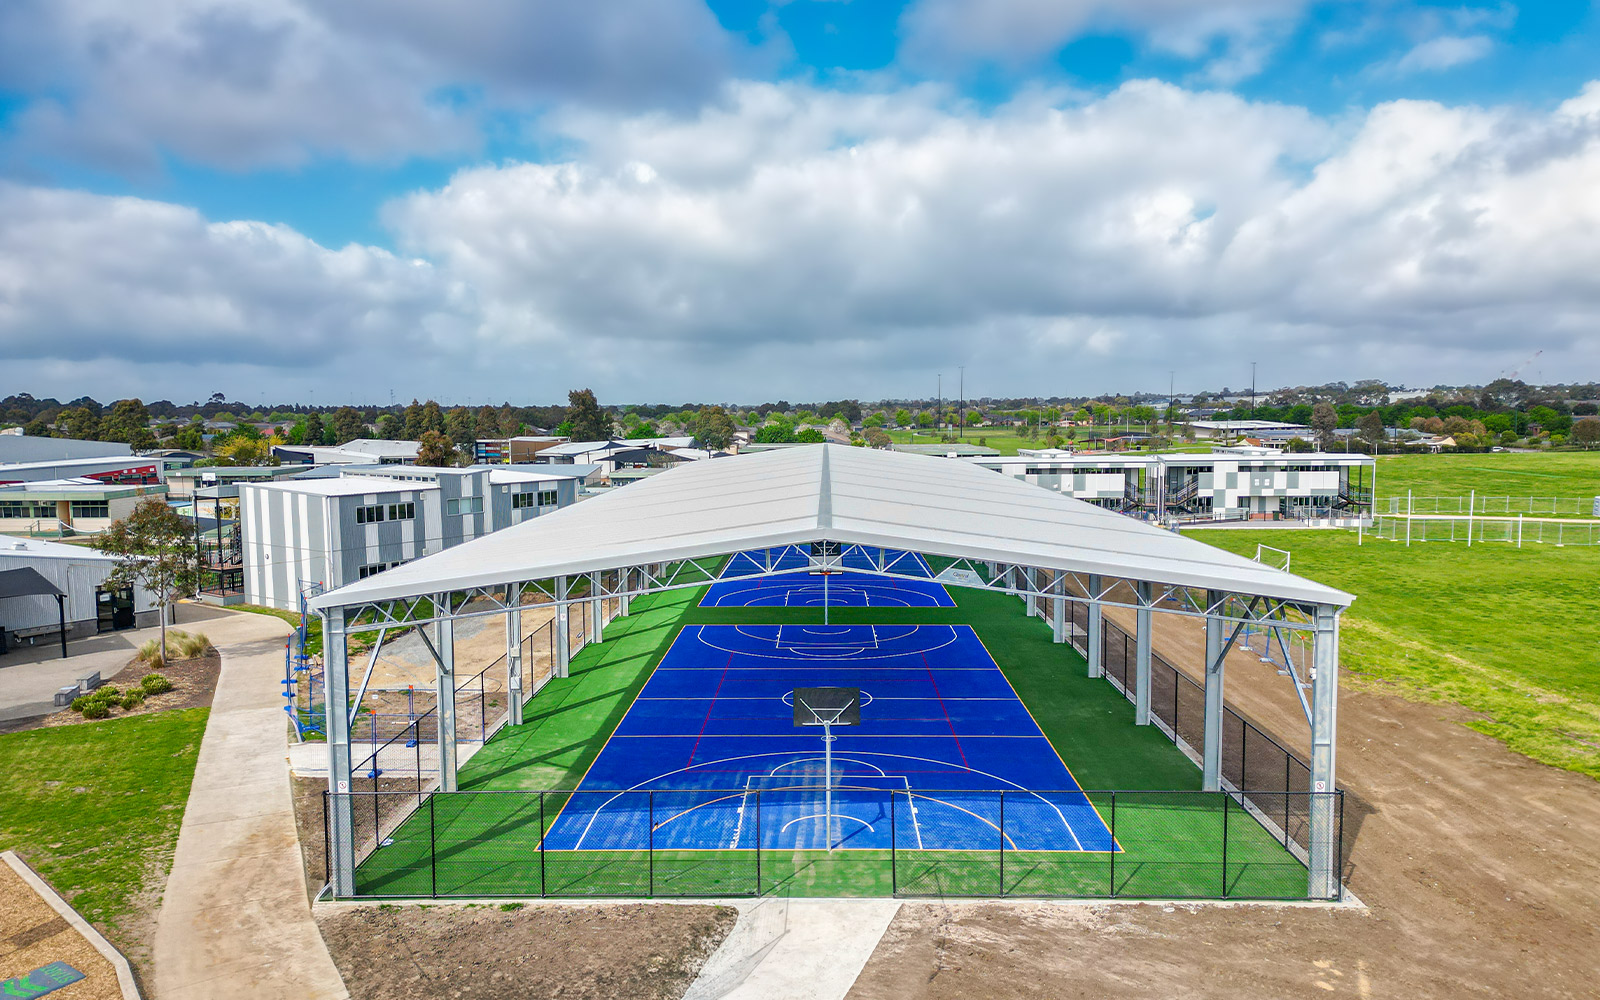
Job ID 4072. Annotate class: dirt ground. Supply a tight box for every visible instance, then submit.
[847,599,1600,1000]
[0,858,124,1000]
[316,902,735,1000]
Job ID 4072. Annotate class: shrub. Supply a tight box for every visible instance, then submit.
[80,701,110,720]
[120,691,145,710]
[171,631,211,659]
[70,695,90,713]
[141,673,174,695]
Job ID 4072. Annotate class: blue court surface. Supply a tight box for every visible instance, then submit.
[700,545,955,609]
[544,624,1115,853]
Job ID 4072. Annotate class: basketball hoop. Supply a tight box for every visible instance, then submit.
[793,687,860,851]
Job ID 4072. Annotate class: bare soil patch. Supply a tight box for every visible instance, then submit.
[316,902,735,1000]
[0,858,124,1000]
[847,604,1600,1000]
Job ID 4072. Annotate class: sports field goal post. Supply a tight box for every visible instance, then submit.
[793,686,860,852]
[1254,544,1291,572]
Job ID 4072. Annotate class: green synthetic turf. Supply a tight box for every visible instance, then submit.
[353,583,1318,899]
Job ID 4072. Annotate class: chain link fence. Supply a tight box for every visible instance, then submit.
[1379,495,1598,517]
[330,786,1342,901]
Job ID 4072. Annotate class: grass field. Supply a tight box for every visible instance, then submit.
[1194,529,1600,780]
[1375,452,1600,505]
[353,585,1323,900]
[0,708,209,941]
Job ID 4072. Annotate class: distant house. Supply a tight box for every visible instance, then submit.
[272,438,422,466]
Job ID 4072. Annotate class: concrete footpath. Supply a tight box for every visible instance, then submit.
[684,898,901,1000]
[151,611,348,1000]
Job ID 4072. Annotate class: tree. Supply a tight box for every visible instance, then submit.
[1572,418,1600,450]
[403,400,425,439]
[92,497,199,662]
[795,428,826,443]
[1357,411,1386,451]
[1310,402,1337,448]
[102,398,153,446]
[754,418,796,444]
[416,430,457,467]
[215,437,273,465]
[375,413,403,439]
[445,407,477,447]
[304,411,327,447]
[174,425,204,451]
[331,407,365,444]
[566,388,610,442]
[691,406,736,451]
[863,427,892,448]
[894,408,911,427]
[421,399,446,436]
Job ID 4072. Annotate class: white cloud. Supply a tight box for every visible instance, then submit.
[0,0,737,171]
[1393,34,1494,74]
[7,79,1600,402]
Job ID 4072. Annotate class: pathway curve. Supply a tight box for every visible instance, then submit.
[151,610,348,1000]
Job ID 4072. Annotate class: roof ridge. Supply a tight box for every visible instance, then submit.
[816,444,832,532]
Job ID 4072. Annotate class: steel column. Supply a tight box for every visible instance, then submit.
[1024,567,1038,618]
[589,572,603,643]
[1309,604,1341,899]
[1051,571,1066,643]
[1086,574,1103,678]
[554,575,570,678]
[1202,590,1225,790]
[619,569,632,616]
[1134,581,1152,725]
[507,603,523,727]
[323,606,355,896]
[436,610,457,792]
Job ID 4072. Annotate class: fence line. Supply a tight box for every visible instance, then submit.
[330,786,1344,902]
[1378,495,1598,518]
[1370,515,1600,546]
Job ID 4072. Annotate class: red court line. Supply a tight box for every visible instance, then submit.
[687,652,733,766]
[922,650,968,768]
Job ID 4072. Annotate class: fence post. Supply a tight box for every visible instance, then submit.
[539,792,546,898]
[648,791,655,897]
[1220,792,1230,899]
[889,790,897,896]
[755,790,762,896]
[1108,792,1117,897]
[429,793,437,898]
[998,791,1005,896]
[323,792,330,888]
[1285,754,1291,842]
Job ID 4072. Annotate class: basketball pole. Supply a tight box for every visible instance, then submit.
[823,719,834,852]
[824,570,829,625]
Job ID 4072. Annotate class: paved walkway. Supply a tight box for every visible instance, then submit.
[152,611,348,1000]
[684,899,901,1000]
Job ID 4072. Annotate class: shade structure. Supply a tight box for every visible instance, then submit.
[311,444,1351,611]
[0,567,65,601]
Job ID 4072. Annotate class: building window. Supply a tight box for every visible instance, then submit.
[386,501,415,521]
[357,560,406,579]
[446,496,484,516]
[512,491,535,509]
[355,504,385,524]
[0,501,56,519]
[70,501,110,519]
[538,489,558,507]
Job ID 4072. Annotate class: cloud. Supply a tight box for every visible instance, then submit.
[7,79,1600,402]
[899,0,1307,81]
[1392,34,1494,74]
[0,0,739,172]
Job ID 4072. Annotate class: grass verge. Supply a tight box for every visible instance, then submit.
[0,707,209,944]
[1194,528,1600,780]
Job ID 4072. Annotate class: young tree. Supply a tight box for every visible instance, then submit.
[1311,402,1338,448]
[92,497,199,662]
[416,430,457,467]
[215,436,273,465]
[894,408,911,427]
[566,388,610,441]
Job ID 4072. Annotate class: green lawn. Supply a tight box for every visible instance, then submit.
[1375,452,1600,506]
[355,584,1317,900]
[1194,529,1600,780]
[0,708,209,940]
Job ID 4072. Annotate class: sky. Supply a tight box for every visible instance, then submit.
[2,0,1598,407]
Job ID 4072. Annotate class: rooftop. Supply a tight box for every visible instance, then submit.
[313,444,1354,612]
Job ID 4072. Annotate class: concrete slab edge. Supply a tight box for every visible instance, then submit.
[315,891,1366,912]
[3,850,142,999]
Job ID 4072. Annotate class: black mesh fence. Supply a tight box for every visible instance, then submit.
[329,787,1342,901]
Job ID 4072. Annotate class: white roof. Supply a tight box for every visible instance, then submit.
[537,440,618,457]
[313,444,1352,610]
[244,476,438,498]
[489,469,571,485]
[0,537,115,562]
